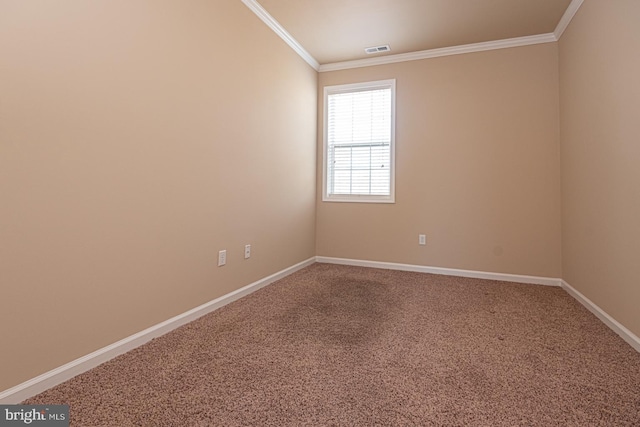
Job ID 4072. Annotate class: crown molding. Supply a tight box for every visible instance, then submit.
[241,0,320,71]
[243,0,583,73]
[319,33,557,72]
[554,0,585,40]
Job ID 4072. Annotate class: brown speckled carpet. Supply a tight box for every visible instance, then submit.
[25,263,640,426]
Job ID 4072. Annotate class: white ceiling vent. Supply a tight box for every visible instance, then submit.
[364,45,391,54]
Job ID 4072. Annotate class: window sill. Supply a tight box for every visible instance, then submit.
[322,195,395,204]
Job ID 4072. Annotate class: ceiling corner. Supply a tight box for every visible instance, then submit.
[554,0,585,40]
[241,0,320,71]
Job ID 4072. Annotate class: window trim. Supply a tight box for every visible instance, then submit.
[322,79,396,204]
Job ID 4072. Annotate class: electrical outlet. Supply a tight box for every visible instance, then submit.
[419,234,426,246]
[218,250,226,266]
[244,244,251,259]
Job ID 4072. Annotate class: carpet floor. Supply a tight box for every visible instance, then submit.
[25,263,640,426]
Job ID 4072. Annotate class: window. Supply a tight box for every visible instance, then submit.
[323,79,396,203]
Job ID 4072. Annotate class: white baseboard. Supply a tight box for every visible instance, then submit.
[316,256,562,287]
[316,257,639,353]
[0,257,315,404]
[4,257,637,403]
[561,280,640,353]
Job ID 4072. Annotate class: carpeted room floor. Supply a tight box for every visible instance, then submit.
[25,263,640,426]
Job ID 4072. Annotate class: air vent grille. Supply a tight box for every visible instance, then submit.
[365,45,391,54]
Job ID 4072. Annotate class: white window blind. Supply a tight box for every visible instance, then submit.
[324,80,395,203]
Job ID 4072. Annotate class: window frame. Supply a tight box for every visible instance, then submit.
[322,79,396,204]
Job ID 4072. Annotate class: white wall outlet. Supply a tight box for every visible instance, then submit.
[419,234,426,245]
[244,244,251,259]
[218,250,227,266]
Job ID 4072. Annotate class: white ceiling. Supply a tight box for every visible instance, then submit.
[243,0,583,71]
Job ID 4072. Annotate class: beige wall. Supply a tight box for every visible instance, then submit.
[4,0,638,397]
[0,1,317,391]
[559,1,640,337]
[317,44,562,278]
